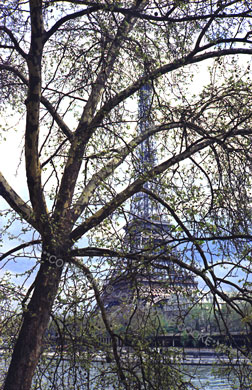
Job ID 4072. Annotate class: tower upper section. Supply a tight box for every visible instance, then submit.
[131,82,159,221]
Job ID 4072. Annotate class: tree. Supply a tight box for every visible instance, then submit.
[1,0,252,389]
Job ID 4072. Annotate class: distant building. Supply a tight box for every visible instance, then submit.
[102,82,197,315]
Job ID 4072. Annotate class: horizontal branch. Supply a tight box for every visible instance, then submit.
[46,1,252,23]
[176,234,252,242]
[70,246,152,258]
[69,246,247,316]
[0,240,41,261]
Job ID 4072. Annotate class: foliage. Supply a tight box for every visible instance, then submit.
[1,0,252,389]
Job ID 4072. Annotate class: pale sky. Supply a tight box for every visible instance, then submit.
[0,57,251,292]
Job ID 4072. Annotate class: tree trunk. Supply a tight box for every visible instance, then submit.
[4,259,62,390]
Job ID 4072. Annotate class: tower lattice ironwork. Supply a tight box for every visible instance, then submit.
[126,81,172,253]
[131,82,158,221]
[102,82,197,310]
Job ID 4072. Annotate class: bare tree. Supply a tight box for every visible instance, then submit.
[1,1,252,389]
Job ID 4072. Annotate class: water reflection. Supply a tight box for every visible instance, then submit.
[184,365,238,390]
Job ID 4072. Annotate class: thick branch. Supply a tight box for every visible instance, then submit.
[45,1,252,23]
[0,240,41,261]
[0,63,28,84]
[90,47,252,130]
[69,247,246,317]
[70,137,215,242]
[25,0,49,229]
[70,127,252,242]
[0,26,27,59]
[40,96,73,141]
[194,6,221,51]
[71,122,183,222]
[44,6,101,42]
[0,172,38,231]
[70,246,153,259]
[54,1,147,221]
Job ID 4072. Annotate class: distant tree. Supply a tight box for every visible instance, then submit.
[1,1,252,389]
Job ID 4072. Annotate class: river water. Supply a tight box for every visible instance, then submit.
[184,365,238,390]
[0,354,244,389]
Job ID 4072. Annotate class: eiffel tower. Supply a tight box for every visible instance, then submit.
[103,82,197,310]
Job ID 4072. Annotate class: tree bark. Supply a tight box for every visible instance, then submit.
[3,259,62,390]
